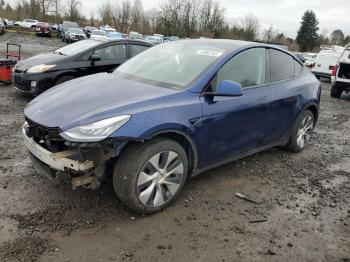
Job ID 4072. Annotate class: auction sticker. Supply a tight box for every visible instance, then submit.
[196,50,223,57]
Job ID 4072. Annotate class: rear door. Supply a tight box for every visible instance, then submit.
[264,48,304,144]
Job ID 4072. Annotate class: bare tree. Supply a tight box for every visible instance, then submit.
[65,0,81,21]
[131,0,144,32]
[98,0,113,26]
[119,0,132,33]
[239,14,259,41]
[262,26,277,42]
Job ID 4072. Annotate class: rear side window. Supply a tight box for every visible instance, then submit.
[95,44,127,60]
[269,49,296,82]
[130,45,149,57]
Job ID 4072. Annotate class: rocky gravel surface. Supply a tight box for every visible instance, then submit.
[0,33,349,261]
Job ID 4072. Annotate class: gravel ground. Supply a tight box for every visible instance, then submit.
[0,33,349,262]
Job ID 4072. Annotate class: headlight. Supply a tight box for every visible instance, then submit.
[69,33,75,37]
[27,64,56,74]
[60,115,131,142]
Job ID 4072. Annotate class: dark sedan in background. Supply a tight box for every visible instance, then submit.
[13,39,152,96]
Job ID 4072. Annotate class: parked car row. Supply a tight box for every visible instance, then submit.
[13,39,152,96]
[13,38,321,214]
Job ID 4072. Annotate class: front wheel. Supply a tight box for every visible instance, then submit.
[331,84,342,98]
[113,138,188,214]
[55,75,75,85]
[287,110,315,153]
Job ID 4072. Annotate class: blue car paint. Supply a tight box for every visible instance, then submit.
[25,40,320,175]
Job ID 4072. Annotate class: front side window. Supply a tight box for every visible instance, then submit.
[213,48,266,90]
[94,44,127,60]
[130,45,149,57]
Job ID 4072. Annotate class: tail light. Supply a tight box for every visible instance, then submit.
[332,64,339,77]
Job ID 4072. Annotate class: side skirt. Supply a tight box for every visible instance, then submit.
[193,142,282,176]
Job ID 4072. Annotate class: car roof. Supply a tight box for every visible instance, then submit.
[90,38,152,46]
[180,38,270,51]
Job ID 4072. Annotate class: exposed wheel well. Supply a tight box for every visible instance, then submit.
[54,74,76,85]
[306,105,319,124]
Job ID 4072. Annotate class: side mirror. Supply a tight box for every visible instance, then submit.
[206,80,243,97]
[89,54,101,63]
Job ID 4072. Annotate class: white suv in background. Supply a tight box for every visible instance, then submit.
[331,44,350,98]
[20,19,38,29]
[312,45,344,80]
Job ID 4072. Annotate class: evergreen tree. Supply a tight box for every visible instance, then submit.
[331,29,345,45]
[296,10,319,52]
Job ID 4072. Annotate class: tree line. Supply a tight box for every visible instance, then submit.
[1,0,349,52]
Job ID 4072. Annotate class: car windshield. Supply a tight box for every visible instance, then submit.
[115,41,226,89]
[54,39,100,56]
[71,28,83,34]
[92,30,107,36]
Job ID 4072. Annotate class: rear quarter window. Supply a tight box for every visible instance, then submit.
[130,45,149,57]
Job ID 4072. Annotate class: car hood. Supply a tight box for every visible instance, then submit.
[16,53,65,71]
[24,73,177,130]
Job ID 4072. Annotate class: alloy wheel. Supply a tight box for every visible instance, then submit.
[296,115,313,149]
[137,151,184,207]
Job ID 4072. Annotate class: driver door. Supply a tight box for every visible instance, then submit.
[197,47,274,169]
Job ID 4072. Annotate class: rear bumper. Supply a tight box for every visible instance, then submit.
[312,71,331,79]
[22,126,94,172]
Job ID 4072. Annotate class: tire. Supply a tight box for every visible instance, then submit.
[287,110,315,153]
[331,84,342,98]
[113,138,188,214]
[55,75,75,85]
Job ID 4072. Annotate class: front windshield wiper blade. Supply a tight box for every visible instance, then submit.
[54,51,67,56]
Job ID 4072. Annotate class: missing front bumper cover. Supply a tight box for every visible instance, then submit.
[22,127,94,172]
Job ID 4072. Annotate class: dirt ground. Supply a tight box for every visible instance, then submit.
[0,33,349,262]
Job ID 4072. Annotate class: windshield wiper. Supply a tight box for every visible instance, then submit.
[54,51,67,56]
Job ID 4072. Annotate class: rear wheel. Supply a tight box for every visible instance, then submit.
[331,84,342,98]
[113,138,188,214]
[287,110,315,153]
[55,75,75,85]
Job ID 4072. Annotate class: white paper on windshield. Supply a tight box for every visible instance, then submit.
[196,50,223,57]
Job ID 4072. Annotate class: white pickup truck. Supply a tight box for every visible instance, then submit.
[312,46,344,80]
[331,44,350,98]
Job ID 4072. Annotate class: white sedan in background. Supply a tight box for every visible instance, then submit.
[90,30,108,40]
[19,19,38,29]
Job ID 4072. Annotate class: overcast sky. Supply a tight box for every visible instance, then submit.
[78,0,350,38]
[12,0,350,38]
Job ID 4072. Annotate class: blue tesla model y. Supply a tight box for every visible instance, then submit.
[23,39,321,213]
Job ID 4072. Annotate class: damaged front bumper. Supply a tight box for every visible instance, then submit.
[22,123,117,189]
[22,127,94,173]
